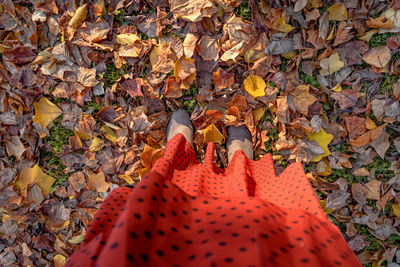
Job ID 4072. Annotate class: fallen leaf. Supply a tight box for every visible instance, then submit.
[393,204,400,218]
[87,172,110,192]
[89,137,104,152]
[244,75,266,98]
[365,179,382,200]
[363,46,391,68]
[68,233,86,244]
[16,165,56,196]
[272,17,295,33]
[327,4,348,21]
[204,123,224,144]
[54,254,66,267]
[173,57,196,89]
[366,16,394,29]
[69,4,88,29]
[116,33,140,45]
[197,36,220,61]
[344,116,366,140]
[33,98,62,128]
[307,128,333,162]
[294,0,307,12]
[183,33,198,58]
[289,84,318,115]
[213,68,235,90]
[169,0,216,22]
[320,52,345,76]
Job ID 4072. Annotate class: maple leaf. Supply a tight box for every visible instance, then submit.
[33,98,62,129]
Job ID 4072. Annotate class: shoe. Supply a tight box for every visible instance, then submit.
[226,125,253,162]
[167,109,194,146]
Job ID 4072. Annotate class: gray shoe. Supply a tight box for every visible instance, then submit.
[167,109,194,146]
[227,126,253,162]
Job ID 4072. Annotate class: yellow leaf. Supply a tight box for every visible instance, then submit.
[359,29,379,42]
[54,254,66,267]
[319,52,345,76]
[309,0,322,8]
[87,172,110,192]
[308,128,333,162]
[366,117,376,130]
[244,75,266,98]
[68,233,86,244]
[204,123,224,144]
[16,165,56,196]
[332,83,342,92]
[393,204,400,218]
[69,4,88,29]
[327,4,348,21]
[272,17,295,33]
[89,137,104,152]
[116,33,140,45]
[244,49,266,63]
[33,98,62,128]
[102,125,117,143]
[281,51,297,59]
[253,107,265,123]
[320,200,335,214]
[316,159,332,176]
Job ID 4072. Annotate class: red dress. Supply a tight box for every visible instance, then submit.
[66,133,360,267]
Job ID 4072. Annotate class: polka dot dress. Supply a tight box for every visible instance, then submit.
[66,133,360,267]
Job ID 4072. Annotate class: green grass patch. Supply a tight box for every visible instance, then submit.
[114,8,129,25]
[327,168,368,184]
[83,96,105,113]
[379,75,397,94]
[41,117,73,184]
[234,0,251,21]
[181,84,198,114]
[356,225,382,251]
[99,64,128,88]
[299,70,320,89]
[368,33,394,48]
[365,156,394,180]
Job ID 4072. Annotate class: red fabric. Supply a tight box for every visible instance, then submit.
[66,133,360,267]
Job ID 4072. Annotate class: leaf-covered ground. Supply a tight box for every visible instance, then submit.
[1,0,400,266]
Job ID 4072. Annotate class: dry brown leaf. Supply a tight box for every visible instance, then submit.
[363,46,391,68]
[289,85,317,115]
[197,36,220,61]
[367,16,394,29]
[213,68,234,90]
[87,172,110,192]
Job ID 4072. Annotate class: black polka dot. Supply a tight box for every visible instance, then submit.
[205,252,213,258]
[141,253,148,262]
[110,242,118,249]
[188,255,196,260]
[130,232,137,239]
[225,258,233,262]
[239,247,247,252]
[91,255,97,260]
[156,250,164,257]
[127,253,134,262]
[172,245,179,251]
[145,230,152,238]
[137,198,144,202]
[301,258,309,263]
